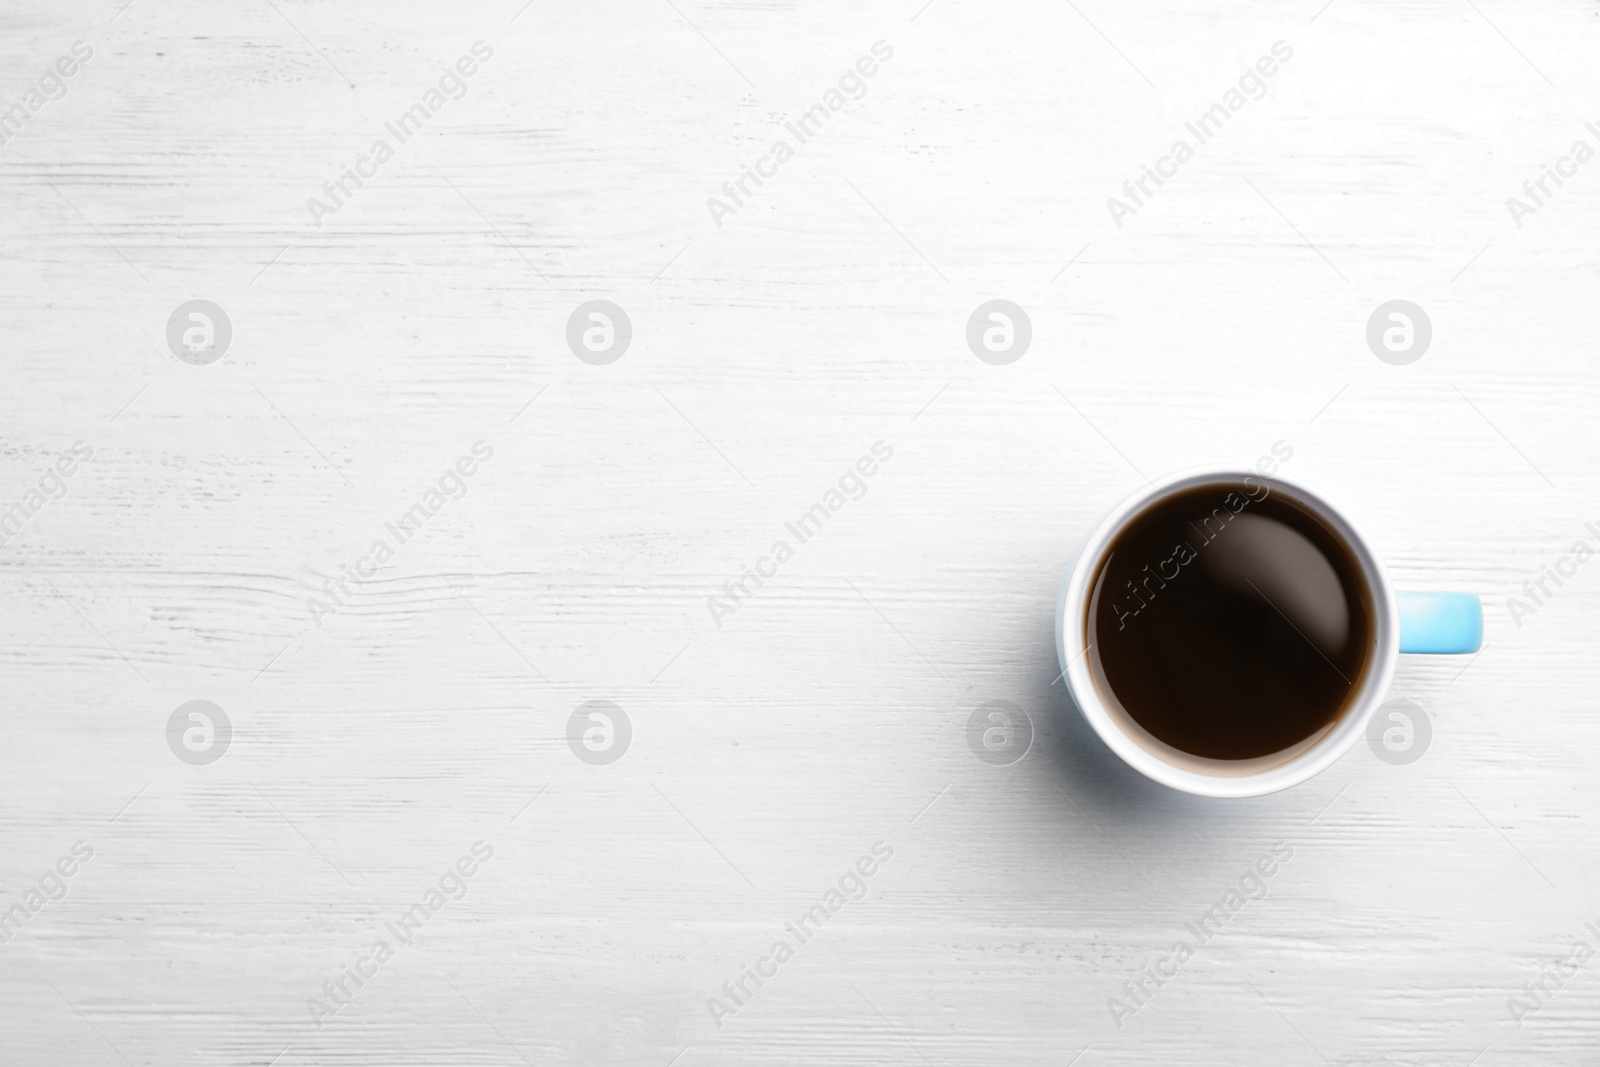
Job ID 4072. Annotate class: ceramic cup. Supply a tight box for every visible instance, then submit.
[1056,468,1481,798]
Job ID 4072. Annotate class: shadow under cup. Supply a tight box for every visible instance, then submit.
[1081,477,1381,777]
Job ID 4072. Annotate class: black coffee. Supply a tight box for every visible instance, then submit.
[1086,481,1372,761]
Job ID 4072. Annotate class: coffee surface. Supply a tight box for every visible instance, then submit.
[1086,482,1371,760]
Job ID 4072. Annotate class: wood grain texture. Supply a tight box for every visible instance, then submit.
[2,0,1599,1063]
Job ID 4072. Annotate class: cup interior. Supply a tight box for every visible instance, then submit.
[1057,469,1398,797]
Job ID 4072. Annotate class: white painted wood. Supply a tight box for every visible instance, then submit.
[3,0,1598,1063]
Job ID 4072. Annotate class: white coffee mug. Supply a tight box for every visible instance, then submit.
[1055,468,1481,798]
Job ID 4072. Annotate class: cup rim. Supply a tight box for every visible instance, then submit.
[1056,467,1399,798]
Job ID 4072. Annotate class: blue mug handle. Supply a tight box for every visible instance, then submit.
[1397,593,1483,654]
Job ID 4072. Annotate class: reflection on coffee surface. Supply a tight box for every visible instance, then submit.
[1087,481,1372,761]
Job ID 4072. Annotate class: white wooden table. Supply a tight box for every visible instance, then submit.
[4,0,1598,1063]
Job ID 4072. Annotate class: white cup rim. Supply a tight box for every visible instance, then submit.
[1056,467,1399,798]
